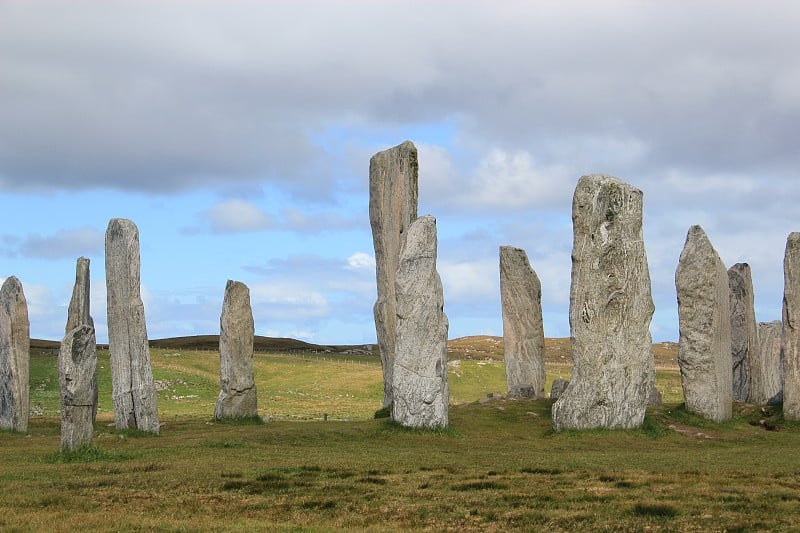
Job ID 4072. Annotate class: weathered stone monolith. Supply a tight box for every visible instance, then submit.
[728,263,758,402]
[392,215,449,428]
[370,141,418,409]
[64,257,97,422]
[551,175,655,430]
[675,225,732,422]
[215,280,257,419]
[499,246,546,399]
[105,218,160,433]
[754,321,783,405]
[0,276,29,433]
[782,232,800,420]
[59,324,97,450]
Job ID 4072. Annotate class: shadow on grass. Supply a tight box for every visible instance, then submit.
[378,419,460,437]
[212,415,266,426]
[44,444,132,464]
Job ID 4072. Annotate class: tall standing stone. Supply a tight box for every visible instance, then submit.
[728,263,758,402]
[370,141,418,409]
[551,175,655,430]
[59,325,97,450]
[392,215,449,428]
[105,218,159,433]
[675,225,732,423]
[499,246,546,399]
[0,276,29,433]
[64,257,97,421]
[215,280,258,419]
[782,232,800,420]
[754,321,783,405]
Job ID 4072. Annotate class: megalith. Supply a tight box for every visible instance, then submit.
[551,175,655,430]
[728,263,758,402]
[782,232,800,420]
[499,246,546,399]
[215,280,258,419]
[64,257,97,421]
[105,218,160,433]
[754,321,783,405]
[369,141,418,409]
[392,215,449,428]
[59,324,97,450]
[0,276,30,433]
[675,225,732,422]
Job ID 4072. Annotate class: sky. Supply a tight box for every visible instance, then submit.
[1,1,798,345]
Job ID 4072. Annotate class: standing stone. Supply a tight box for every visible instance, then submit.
[59,325,97,450]
[215,280,258,419]
[782,232,800,420]
[550,379,569,400]
[728,263,758,402]
[754,321,783,405]
[675,225,732,422]
[392,215,449,428]
[105,218,159,433]
[552,175,655,430]
[370,141,418,409]
[64,257,97,421]
[499,246,546,399]
[0,276,29,433]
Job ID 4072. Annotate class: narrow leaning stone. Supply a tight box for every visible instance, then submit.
[65,257,97,422]
[754,321,783,405]
[675,225,732,423]
[369,140,418,409]
[552,175,655,430]
[499,246,545,399]
[392,215,449,428]
[215,280,257,419]
[783,232,800,420]
[105,218,160,433]
[728,263,758,402]
[59,324,97,450]
[0,276,30,433]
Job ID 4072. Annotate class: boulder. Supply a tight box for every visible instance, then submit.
[728,263,757,402]
[105,218,160,433]
[782,232,800,420]
[370,141,419,409]
[215,280,258,419]
[675,225,732,422]
[552,175,655,430]
[499,246,546,399]
[0,276,29,433]
[59,324,97,450]
[392,216,449,428]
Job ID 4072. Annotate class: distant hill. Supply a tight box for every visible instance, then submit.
[30,334,679,367]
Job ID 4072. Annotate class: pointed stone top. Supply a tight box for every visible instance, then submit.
[371,140,417,161]
[106,218,137,232]
[1,276,23,302]
[403,215,437,259]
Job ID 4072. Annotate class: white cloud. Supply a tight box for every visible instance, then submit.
[346,252,375,271]
[204,199,273,233]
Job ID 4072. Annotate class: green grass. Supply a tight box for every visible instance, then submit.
[8,349,800,531]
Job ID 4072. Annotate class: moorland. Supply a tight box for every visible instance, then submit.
[2,336,800,531]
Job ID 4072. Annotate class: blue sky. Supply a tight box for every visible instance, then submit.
[1,1,798,344]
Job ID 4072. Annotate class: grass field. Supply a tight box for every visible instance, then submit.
[3,341,800,531]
